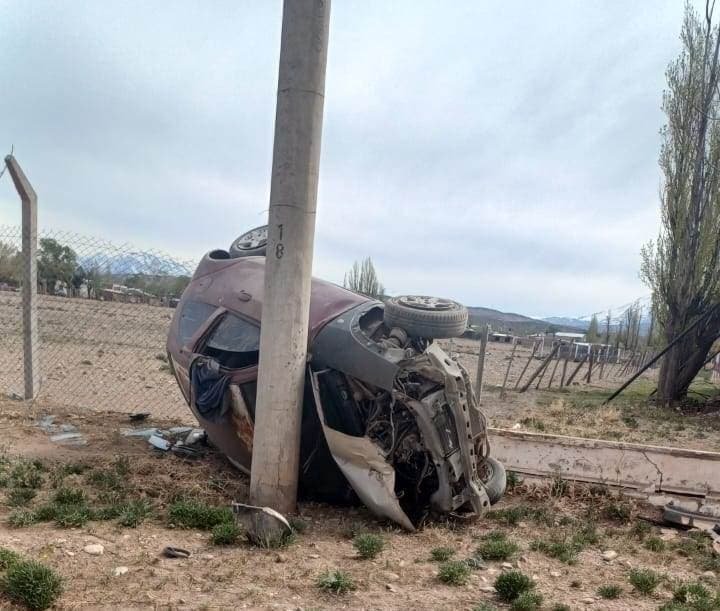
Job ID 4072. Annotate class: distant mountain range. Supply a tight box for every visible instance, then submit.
[467,307,582,335]
[541,316,589,330]
[79,252,194,277]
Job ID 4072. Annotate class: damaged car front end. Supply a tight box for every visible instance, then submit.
[309,301,501,529]
[167,231,505,530]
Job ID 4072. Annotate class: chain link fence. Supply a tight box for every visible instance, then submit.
[0,225,196,421]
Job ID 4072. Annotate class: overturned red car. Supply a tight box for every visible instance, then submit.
[166,226,505,529]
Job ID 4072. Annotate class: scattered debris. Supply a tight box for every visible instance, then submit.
[122,426,207,457]
[162,546,190,559]
[83,544,104,556]
[36,415,87,445]
[128,413,150,422]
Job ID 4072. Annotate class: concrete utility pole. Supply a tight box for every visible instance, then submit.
[5,156,39,400]
[249,0,331,514]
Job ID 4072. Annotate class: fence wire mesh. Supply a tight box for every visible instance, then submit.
[0,225,196,421]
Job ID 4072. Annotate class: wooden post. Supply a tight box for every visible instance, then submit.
[565,353,588,386]
[5,156,39,400]
[547,353,561,388]
[520,342,560,392]
[499,338,518,399]
[585,346,595,383]
[598,346,606,380]
[250,0,331,515]
[514,339,539,390]
[474,324,490,403]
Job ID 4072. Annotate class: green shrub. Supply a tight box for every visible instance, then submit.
[511,591,543,611]
[317,570,355,594]
[630,520,652,540]
[430,546,455,562]
[33,504,57,522]
[10,461,43,490]
[118,500,152,527]
[530,523,598,564]
[7,487,37,507]
[288,517,307,533]
[211,522,242,545]
[438,560,471,585]
[628,568,661,595]
[670,581,717,609]
[353,533,384,559]
[52,487,85,505]
[644,536,666,552]
[8,510,38,528]
[167,499,233,530]
[3,559,63,610]
[551,605,571,611]
[602,500,633,523]
[53,504,92,528]
[477,531,518,561]
[0,547,20,570]
[472,603,498,611]
[597,584,622,599]
[494,570,535,602]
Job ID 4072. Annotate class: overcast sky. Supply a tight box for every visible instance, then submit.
[0,1,689,317]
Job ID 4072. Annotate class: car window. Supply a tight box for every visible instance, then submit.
[206,314,260,352]
[179,301,216,344]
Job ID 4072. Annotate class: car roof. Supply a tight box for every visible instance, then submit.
[183,253,371,338]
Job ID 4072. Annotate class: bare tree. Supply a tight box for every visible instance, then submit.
[343,257,385,299]
[641,1,720,405]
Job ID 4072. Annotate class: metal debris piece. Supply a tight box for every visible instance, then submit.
[184,429,206,445]
[50,432,86,446]
[121,428,158,439]
[232,502,292,547]
[162,546,190,559]
[149,434,171,451]
[663,501,720,537]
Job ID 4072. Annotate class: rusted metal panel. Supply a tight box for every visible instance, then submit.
[489,428,720,497]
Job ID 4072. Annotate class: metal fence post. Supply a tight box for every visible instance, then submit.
[5,156,39,399]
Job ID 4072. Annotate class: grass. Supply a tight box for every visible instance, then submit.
[628,568,661,595]
[430,546,455,562]
[601,498,633,523]
[487,505,549,526]
[675,531,720,572]
[353,533,384,559]
[317,570,355,594]
[0,548,20,570]
[661,581,720,610]
[7,487,37,507]
[476,531,519,561]
[10,461,43,490]
[597,584,623,599]
[118,500,152,527]
[437,560,471,585]
[167,498,233,530]
[211,521,242,545]
[630,519,653,540]
[510,592,543,611]
[8,510,38,527]
[529,523,599,564]
[53,487,85,505]
[494,570,535,603]
[3,558,63,610]
[551,605,571,611]
[644,535,667,552]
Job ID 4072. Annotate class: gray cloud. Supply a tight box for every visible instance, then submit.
[0,0,686,316]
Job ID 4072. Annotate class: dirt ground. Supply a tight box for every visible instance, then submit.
[0,399,717,610]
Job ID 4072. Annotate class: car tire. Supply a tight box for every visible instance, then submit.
[229,225,268,258]
[383,295,468,338]
[479,457,507,505]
